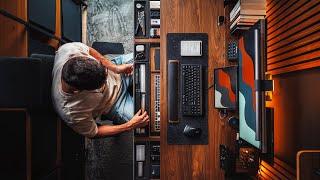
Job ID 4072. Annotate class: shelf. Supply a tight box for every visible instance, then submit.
[134,136,160,142]
[134,38,160,43]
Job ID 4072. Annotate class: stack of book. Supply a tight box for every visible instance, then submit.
[230,0,266,33]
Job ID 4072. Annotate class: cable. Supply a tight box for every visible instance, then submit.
[219,109,228,119]
[207,84,214,90]
[0,8,67,44]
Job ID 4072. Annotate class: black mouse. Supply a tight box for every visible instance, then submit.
[183,125,202,137]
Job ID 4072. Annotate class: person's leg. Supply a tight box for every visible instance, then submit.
[112,73,134,124]
[102,89,133,124]
[102,53,134,123]
[111,53,134,65]
[111,53,133,89]
[115,92,134,123]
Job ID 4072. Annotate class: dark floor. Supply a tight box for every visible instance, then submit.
[85,121,133,180]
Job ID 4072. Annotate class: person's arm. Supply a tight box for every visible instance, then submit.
[89,47,133,75]
[89,47,118,72]
[94,110,149,138]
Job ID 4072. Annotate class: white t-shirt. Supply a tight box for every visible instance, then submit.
[52,42,122,138]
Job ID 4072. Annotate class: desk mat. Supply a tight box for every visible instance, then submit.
[167,33,208,145]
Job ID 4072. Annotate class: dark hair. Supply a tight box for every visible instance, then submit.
[62,56,106,91]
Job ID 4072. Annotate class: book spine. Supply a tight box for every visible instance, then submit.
[230,7,240,22]
[240,9,266,15]
[239,15,265,19]
[230,0,240,20]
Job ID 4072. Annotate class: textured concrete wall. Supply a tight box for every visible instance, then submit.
[86,0,134,179]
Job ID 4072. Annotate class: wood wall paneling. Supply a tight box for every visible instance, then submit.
[260,159,295,179]
[261,1,320,179]
[261,67,320,179]
[0,0,28,57]
[160,0,236,179]
[266,0,320,75]
[273,68,320,166]
[47,0,62,49]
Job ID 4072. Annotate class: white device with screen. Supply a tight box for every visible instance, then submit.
[136,45,145,52]
[150,1,160,9]
[180,40,202,56]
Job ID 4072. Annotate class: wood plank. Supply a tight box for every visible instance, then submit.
[260,165,280,180]
[134,136,160,142]
[267,0,305,23]
[267,0,307,28]
[267,23,320,51]
[267,12,320,42]
[267,41,320,64]
[266,0,293,19]
[150,47,160,72]
[267,59,320,75]
[160,0,236,179]
[268,52,320,70]
[274,158,296,175]
[47,0,61,49]
[261,161,288,180]
[266,0,278,9]
[0,0,28,57]
[260,170,274,180]
[268,1,320,38]
[268,30,320,56]
[135,38,160,43]
[268,0,317,32]
[273,163,295,180]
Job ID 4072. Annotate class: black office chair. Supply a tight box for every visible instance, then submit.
[0,55,59,179]
[0,57,43,109]
[92,42,125,55]
[30,54,55,111]
[91,42,135,125]
[93,41,133,95]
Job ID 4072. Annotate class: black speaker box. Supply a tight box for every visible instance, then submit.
[29,0,56,32]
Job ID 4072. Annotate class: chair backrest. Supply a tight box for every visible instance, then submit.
[0,55,54,111]
[0,57,42,109]
[92,42,124,55]
[30,54,55,111]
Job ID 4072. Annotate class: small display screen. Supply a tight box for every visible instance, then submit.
[214,66,238,110]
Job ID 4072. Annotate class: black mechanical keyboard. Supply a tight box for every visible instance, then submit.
[181,64,203,116]
[154,74,160,131]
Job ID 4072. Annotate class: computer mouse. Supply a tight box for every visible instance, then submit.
[183,125,202,137]
[228,116,239,130]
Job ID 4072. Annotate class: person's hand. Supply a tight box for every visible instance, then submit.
[115,64,134,75]
[127,109,149,130]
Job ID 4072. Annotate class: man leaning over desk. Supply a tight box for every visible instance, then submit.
[52,42,149,138]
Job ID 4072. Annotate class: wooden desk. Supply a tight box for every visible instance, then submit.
[160,0,237,179]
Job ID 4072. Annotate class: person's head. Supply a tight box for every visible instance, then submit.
[62,56,106,91]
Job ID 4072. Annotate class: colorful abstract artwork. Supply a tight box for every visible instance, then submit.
[214,66,238,109]
[238,31,261,149]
